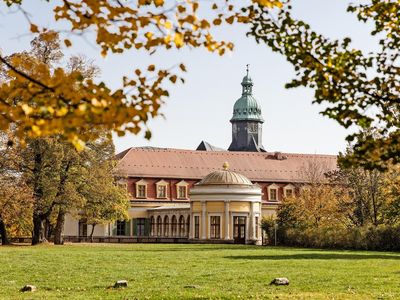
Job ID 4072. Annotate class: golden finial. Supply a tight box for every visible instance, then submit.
[223,162,229,170]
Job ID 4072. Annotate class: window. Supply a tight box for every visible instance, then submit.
[210,216,221,239]
[136,218,145,236]
[268,184,279,201]
[156,180,168,198]
[78,219,87,237]
[178,186,187,199]
[269,189,277,201]
[157,185,166,198]
[176,180,188,199]
[116,220,126,236]
[194,216,199,239]
[255,217,259,239]
[137,185,146,198]
[135,179,147,199]
[284,184,295,198]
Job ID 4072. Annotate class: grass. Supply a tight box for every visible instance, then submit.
[1,243,400,299]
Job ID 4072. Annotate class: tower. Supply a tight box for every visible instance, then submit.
[228,66,266,152]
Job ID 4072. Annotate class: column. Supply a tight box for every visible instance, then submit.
[201,201,207,239]
[224,201,230,240]
[250,202,256,240]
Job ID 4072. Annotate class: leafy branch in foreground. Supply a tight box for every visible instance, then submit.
[248,0,399,170]
[0,0,282,149]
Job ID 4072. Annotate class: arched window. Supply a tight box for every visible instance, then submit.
[163,216,169,237]
[150,216,155,236]
[186,215,190,237]
[171,215,177,237]
[178,215,185,237]
[157,216,162,237]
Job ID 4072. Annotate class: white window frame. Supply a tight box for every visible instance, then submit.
[176,180,189,199]
[284,184,295,198]
[268,183,279,201]
[156,180,169,199]
[231,212,250,241]
[208,213,223,240]
[135,179,147,199]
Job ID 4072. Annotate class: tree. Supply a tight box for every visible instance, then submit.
[0,0,282,149]
[78,138,130,242]
[382,165,400,224]
[248,0,400,170]
[277,159,347,230]
[0,131,33,245]
[328,166,386,227]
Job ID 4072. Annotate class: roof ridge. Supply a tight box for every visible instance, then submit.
[124,146,337,158]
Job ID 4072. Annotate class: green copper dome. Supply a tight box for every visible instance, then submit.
[230,70,264,123]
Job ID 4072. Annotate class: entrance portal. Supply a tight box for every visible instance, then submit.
[233,216,246,244]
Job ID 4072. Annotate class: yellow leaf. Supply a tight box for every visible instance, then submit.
[71,137,86,152]
[21,104,33,115]
[64,39,72,47]
[213,18,222,26]
[154,0,164,7]
[31,125,41,135]
[169,75,177,83]
[174,32,184,48]
[56,107,68,117]
[179,63,187,72]
[226,16,235,24]
[30,24,39,33]
[164,20,173,30]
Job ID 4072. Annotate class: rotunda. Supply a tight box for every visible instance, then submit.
[189,162,262,244]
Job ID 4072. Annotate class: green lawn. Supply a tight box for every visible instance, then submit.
[1,243,400,299]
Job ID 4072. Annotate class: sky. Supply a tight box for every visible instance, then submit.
[0,0,376,155]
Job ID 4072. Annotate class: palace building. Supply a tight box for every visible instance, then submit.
[63,68,337,244]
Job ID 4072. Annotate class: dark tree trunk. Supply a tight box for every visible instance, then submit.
[45,219,54,241]
[32,213,47,245]
[0,218,10,245]
[54,210,65,245]
[89,224,96,243]
[32,143,46,245]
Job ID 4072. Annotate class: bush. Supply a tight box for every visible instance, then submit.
[277,225,400,251]
[261,217,276,245]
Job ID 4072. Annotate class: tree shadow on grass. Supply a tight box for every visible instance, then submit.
[224,253,400,260]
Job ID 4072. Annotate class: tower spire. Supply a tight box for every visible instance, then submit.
[229,68,266,152]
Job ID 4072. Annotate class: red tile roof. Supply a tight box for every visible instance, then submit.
[115,147,337,183]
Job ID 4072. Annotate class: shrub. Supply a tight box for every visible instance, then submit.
[277,225,400,251]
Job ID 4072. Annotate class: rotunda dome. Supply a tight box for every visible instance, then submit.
[197,162,253,186]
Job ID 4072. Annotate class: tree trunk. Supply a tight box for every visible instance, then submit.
[89,224,96,243]
[45,219,54,241]
[0,218,10,245]
[32,213,47,245]
[54,210,65,245]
